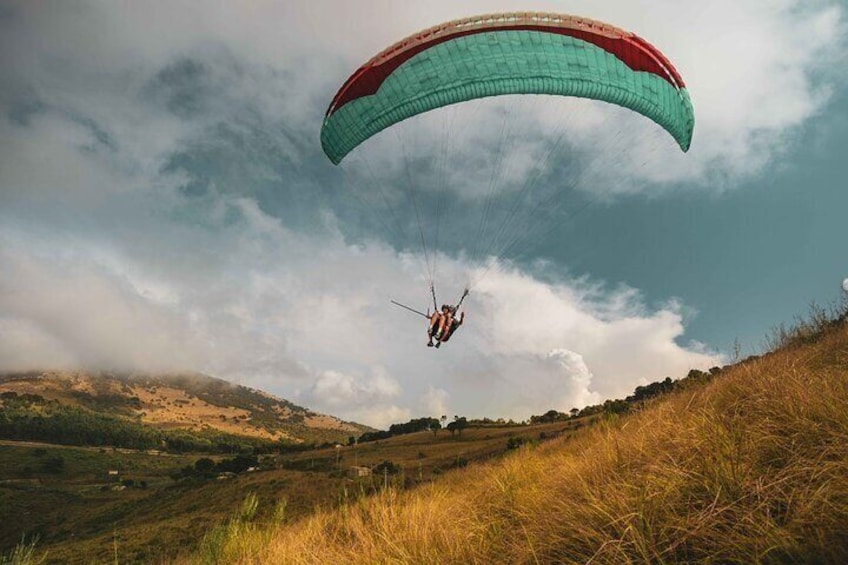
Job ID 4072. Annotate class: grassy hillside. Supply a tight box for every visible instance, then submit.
[195,319,848,563]
[0,371,369,563]
[0,417,578,563]
[0,371,370,450]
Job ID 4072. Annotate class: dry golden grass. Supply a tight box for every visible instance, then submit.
[130,384,292,440]
[188,324,848,564]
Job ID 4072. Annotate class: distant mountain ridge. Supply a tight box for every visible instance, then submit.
[0,371,371,448]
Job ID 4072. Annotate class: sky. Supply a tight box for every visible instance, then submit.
[1,1,847,428]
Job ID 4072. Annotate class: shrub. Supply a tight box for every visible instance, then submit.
[372,460,400,475]
[507,436,530,450]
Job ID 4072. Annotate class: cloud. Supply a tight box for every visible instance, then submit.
[306,369,401,409]
[0,236,191,371]
[465,349,602,419]
[1,192,720,424]
[421,386,450,418]
[0,318,78,371]
[301,368,409,428]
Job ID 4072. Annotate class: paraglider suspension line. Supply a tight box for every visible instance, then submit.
[456,288,469,311]
[430,283,438,313]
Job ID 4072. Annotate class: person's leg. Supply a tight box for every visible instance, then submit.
[442,319,456,342]
[428,313,441,346]
[435,314,447,338]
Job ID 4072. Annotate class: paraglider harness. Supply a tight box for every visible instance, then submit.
[391,287,469,347]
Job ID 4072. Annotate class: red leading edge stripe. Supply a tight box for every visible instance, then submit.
[326,23,685,118]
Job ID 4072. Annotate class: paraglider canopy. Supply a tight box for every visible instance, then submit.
[321,12,694,165]
[321,12,695,344]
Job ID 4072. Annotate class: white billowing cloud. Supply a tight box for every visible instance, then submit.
[0,193,719,425]
[360,405,414,432]
[302,368,409,429]
[306,369,401,409]
[636,0,845,189]
[545,349,600,411]
[442,263,718,414]
[466,349,602,419]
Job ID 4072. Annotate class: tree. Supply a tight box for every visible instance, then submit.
[530,409,564,424]
[447,416,468,436]
[602,399,630,415]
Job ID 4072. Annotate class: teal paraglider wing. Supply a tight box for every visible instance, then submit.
[321,12,694,164]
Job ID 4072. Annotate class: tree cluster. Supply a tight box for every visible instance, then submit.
[172,454,259,480]
[357,417,442,443]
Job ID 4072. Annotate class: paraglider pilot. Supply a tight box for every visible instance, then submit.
[428,304,465,348]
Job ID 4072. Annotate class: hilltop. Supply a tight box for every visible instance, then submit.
[197,314,848,563]
[0,371,369,449]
